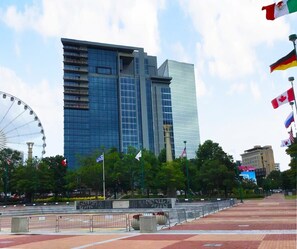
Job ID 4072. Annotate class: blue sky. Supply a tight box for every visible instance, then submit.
[0,0,296,171]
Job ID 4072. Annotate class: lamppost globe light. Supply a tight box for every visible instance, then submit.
[182,140,189,198]
[288,76,295,82]
[289,34,297,43]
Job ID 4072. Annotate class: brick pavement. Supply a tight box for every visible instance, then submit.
[0,194,295,248]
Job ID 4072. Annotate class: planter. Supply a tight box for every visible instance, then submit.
[131,218,140,230]
[156,215,167,225]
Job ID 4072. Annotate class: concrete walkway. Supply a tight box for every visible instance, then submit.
[0,194,295,248]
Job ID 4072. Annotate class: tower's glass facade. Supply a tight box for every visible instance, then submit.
[62,38,173,168]
[158,60,200,159]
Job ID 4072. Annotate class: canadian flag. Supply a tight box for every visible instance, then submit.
[271,87,295,109]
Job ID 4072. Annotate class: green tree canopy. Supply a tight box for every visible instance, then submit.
[194,140,236,196]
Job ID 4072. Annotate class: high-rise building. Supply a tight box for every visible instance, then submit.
[62,38,174,168]
[158,60,200,159]
[241,145,275,176]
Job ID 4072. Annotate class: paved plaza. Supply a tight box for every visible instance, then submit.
[0,194,295,248]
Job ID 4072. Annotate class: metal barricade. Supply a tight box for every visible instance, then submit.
[92,214,128,232]
[0,199,237,233]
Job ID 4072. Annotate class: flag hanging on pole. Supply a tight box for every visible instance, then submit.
[284,111,294,128]
[135,150,142,161]
[281,138,292,147]
[180,147,187,158]
[262,0,297,20]
[96,154,104,163]
[271,87,295,109]
[270,50,297,73]
[61,158,67,167]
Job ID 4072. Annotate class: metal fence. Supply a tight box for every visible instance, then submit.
[0,214,131,233]
[168,199,238,226]
[0,199,237,233]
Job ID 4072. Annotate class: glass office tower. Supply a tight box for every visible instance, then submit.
[158,60,200,159]
[62,38,173,168]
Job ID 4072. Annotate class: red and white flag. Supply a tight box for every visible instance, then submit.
[281,138,292,147]
[180,147,187,158]
[271,87,295,109]
[61,158,67,167]
[262,0,297,21]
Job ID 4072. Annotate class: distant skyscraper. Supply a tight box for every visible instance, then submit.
[61,38,173,168]
[241,145,275,176]
[158,60,200,159]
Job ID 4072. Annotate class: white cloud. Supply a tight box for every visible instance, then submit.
[194,42,210,97]
[2,4,39,32]
[169,42,191,63]
[250,81,261,100]
[0,66,63,157]
[0,0,166,158]
[227,83,247,95]
[1,0,164,55]
[180,0,290,81]
[14,41,21,57]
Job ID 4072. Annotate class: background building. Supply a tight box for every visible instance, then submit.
[62,38,173,168]
[158,60,200,159]
[241,145,275,177]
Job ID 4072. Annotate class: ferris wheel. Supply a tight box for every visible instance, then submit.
[0,91,46,159]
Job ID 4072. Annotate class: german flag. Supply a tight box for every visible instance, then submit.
[270,49,297,73]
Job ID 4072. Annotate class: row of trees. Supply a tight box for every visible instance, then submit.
[0,140,295,203]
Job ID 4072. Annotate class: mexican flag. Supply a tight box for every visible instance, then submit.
[262,0,297,20]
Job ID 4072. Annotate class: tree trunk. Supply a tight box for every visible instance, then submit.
[167,186,177,198]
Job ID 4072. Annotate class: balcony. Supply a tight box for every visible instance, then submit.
[64,96,89,103]
[64,82,88,88]
[64,103,89,110]
[64,89,88,95]
[64,52,88,58]
[63,75,88,82]
[63,58,88,65]
[64,46,87,52]
[64,66,88,73]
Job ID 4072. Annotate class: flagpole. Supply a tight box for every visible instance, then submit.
[102,152,106,200]
[289,77,297,137]
[135,150,144,195]
[288,34,297,138]
[141,155,144,196]
[289,34,297,56]
[289,102,297,135]
[184,141,190,198]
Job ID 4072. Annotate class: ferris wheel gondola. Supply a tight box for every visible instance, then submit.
[0,91,46,159]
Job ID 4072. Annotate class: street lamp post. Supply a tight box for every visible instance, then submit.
[184,141,190,198]
[4,160,8,204]
[235,164,243,203]
[289,34,297,53]
[288,77,297,114]
[102,152,105,200]
[288,33,297,140]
